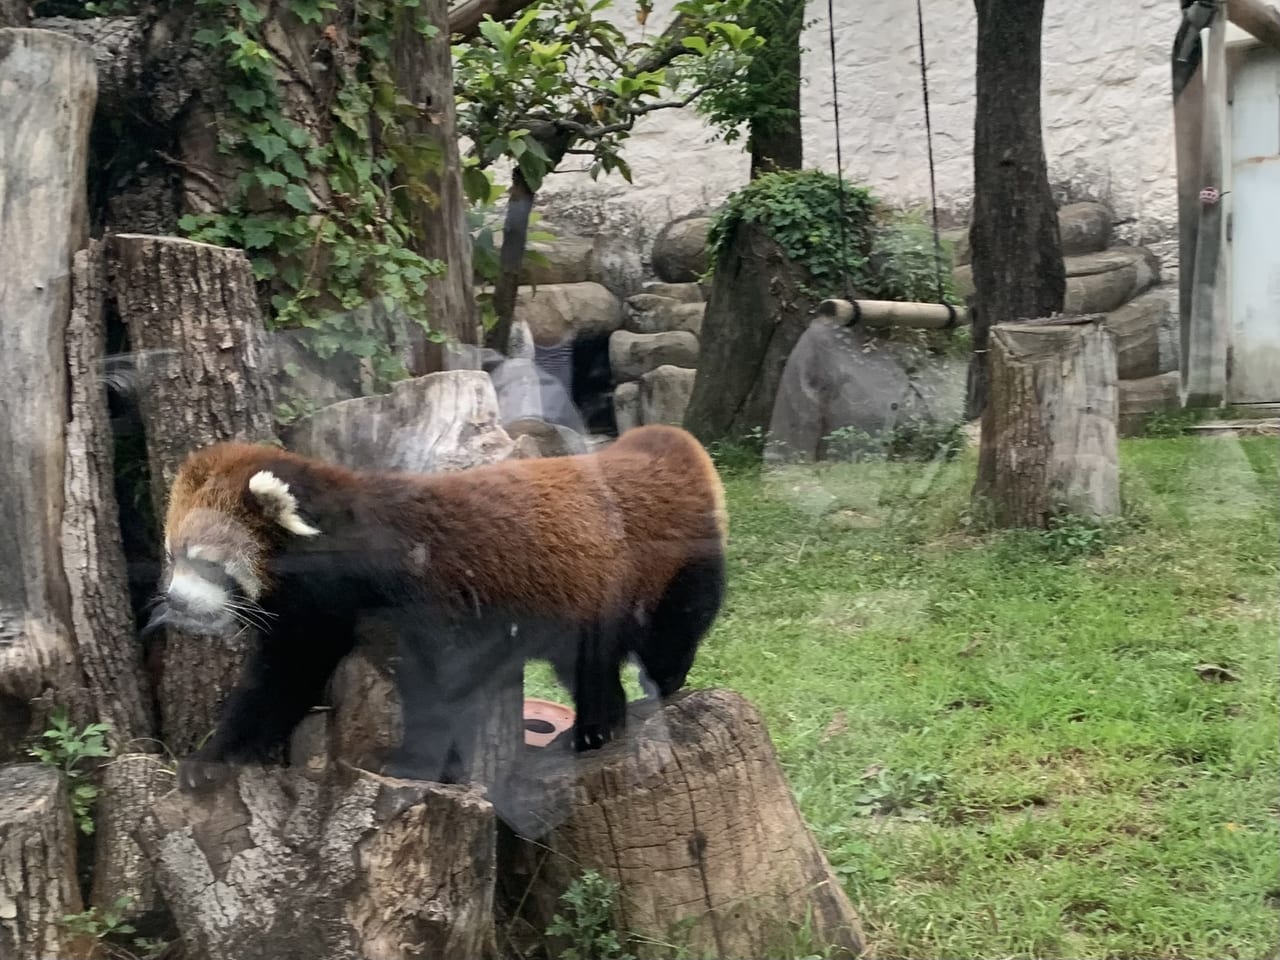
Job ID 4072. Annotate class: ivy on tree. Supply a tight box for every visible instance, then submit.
[452,0,761,353]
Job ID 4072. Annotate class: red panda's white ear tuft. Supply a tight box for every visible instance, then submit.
[248,470,322,537]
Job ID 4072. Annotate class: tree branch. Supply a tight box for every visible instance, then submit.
[448,0,540,39]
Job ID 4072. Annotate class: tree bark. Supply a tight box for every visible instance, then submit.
[683,224,827,444]
[747,0,804,178]
[89,753,173,921]
[0,28,97,752]
[966,0,1065,420]
[502,690,865,960]
[486,172,537,355]
[0,764,92,960]
[137,767,498,960]
[0,0,26,27]
[392,0,480,370]
[448,0,540,40]
[62,240,155,753]
[974,316,1120,527]
[110,234,279,755]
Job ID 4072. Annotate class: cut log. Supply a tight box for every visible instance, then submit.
[137,767,497,960]
[684,224,826,444]
[0,28,97,750]
[609,329,700,382]
[63,241,155,752]
[89,753,173,921]
[0,764,91,960]
[1104,287,1177,381]
[286,370,522,803]
[974,316,1120,527]
[111,234,279,755]
[1119,370,1182,437]
[285,369,515,473]
[503,690,865,960]
[816,297,968,329]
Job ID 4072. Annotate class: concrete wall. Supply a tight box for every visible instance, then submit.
[537,0,1180,254]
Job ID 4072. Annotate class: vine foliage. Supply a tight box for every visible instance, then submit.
[178,0,448,390]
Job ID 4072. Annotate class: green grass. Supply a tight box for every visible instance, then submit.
[691,437,1280,960]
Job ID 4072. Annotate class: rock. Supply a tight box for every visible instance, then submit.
[652,216,711,283]
[503,417,588,458]
[1064,246,1161,314]
[506,233,595,285]
[1104,286,1177,380]
[613,381,640,433]
[1057,201,1113,256]
[515,281,622,346]
[623,295,705,335]
[952,263,975,299]
[609,330,700,382]
[639,364,697,427]
[643,281,703,303]
[589,234,645,298]
[942,227,970,267]
[1119,370,1181,436]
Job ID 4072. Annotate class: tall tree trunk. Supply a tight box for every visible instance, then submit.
[966,0,1064,420]
[485,171,536,355]
[747,0,804,178]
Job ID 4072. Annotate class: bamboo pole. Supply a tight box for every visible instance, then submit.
[1228,0,1280,51]
[816,298,968,330]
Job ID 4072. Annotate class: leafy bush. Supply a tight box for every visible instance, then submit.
[27,708,113,835]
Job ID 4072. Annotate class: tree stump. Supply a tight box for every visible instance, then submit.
[0,28,97,752]
[503,690,866,960]
[974,316,1120,527]
[0,764,91,960]
[286,370,523,807]
[136,767,498,960]
[110,234,279,755]
[88,753,173,922]
[63,241,155,752]
[683,224,826,445]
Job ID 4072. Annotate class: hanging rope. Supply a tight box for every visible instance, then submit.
[825,0,851,301]
[915,0,947,303]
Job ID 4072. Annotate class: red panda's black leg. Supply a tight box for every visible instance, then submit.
[634,553,726,698]
[177,614,357,792]
[571,620,629,751]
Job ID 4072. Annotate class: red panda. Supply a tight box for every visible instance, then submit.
[147,424,728,792]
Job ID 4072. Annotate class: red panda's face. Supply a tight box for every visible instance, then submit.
[146,445,322,639]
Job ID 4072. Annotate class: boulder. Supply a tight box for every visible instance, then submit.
[509,234,595,285]
[1104,286,1178,381]
[503,416,588,458]
[652,216,711,283]
[1058,201,1113,256]
[623,295,705,336]
[1064,246,1161,315]
[613,381,640,433]
[515,281,622,346]
[589,233,645,298]
[643,281,703,303]
[639,364,697,427]
[609,330,700,382]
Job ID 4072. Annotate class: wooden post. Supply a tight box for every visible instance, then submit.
[817,297,968,330]
[503,690,865,960]
[1228,0,1280,50]
[0,28,97,749]
[137,769,498,960]
[974,316,1120,527]
[111,234,279,755]
[0,765,91,960]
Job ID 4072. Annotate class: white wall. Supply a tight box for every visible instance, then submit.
[537,0,1180,251]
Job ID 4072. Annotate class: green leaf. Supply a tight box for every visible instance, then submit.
[283,183,314,212]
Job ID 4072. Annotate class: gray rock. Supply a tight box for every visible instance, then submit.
[1104,286,1178,380]
[623,295,705,336]
[1118,370,1181,436]
[613,381,640,433]
[501,233,595,285]
[503,416,589,458]
[590,234,645,298]
[1058,201,1113,256]
[515,281,622,346]
[643,281,704,303]
[1064,246,1161,314]
[652,216,711,283]
[639,364,697,427]
[609,330,700,382]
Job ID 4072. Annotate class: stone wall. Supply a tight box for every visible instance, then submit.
[536,0,1180,260]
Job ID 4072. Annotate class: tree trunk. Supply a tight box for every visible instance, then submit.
[0,765,92,960]
[747,0,804,178]
[966,0,1064,420]
[110,234,279,755]
[974,316,1120,527]
[487,171,537,355]
[502,689,865,960]
[89,753,172,922]
[0,28,97,753]
[62,240,155,753]
[286,370,522,801]
[683,224,825,445]
[391,0,479,370]
[137,768,498,960]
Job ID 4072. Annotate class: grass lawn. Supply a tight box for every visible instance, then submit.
[684,435,1279,960]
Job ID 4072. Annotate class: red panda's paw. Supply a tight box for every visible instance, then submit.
[573,721,616,752]
[176,754,235,793]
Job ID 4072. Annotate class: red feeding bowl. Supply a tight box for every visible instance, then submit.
[523,697,575,748]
